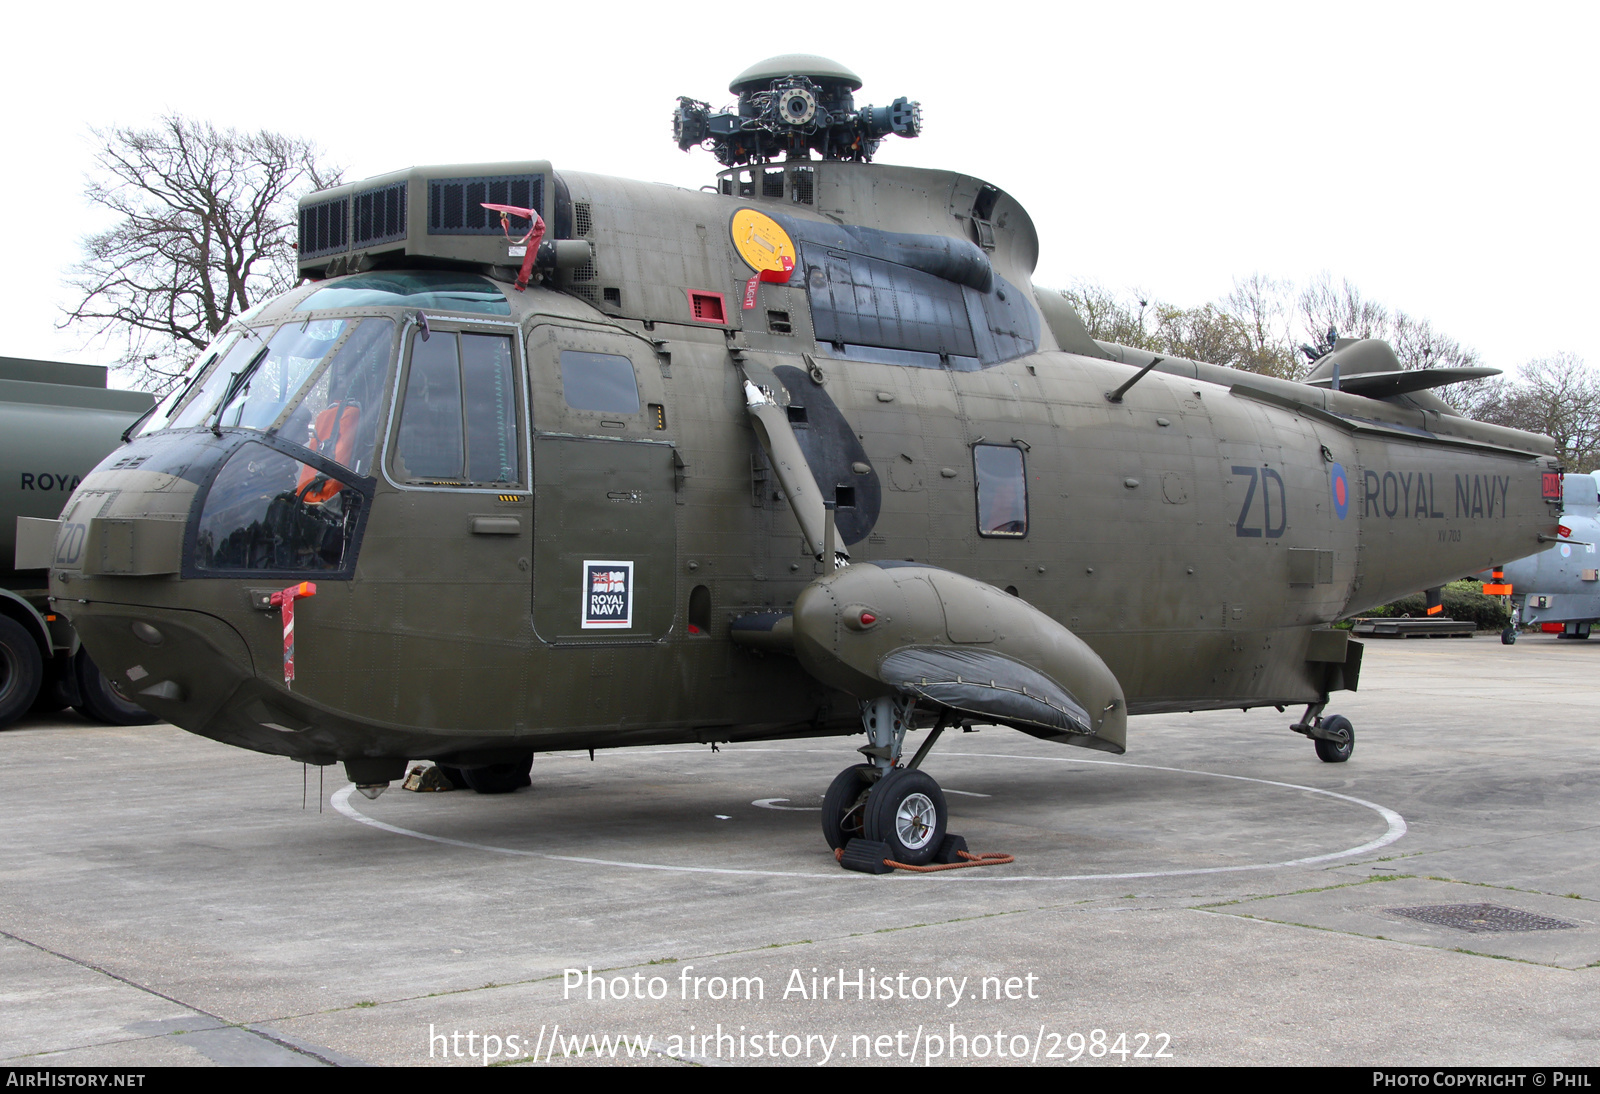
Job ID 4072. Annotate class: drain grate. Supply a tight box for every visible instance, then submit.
[1386,903,1578,933]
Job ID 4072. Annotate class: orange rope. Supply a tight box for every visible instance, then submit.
[835,847,1015,872]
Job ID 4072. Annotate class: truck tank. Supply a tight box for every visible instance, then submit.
[2,356,156,728]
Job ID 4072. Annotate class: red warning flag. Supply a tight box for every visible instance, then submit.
[268,582,318,688]
[481,203,547,292]
[742,255,794,310]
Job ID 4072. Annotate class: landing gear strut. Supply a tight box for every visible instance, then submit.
[822,699,954,867]
[1290,701,1354,763]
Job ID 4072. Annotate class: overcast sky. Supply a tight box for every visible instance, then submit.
[4,1,1594,384]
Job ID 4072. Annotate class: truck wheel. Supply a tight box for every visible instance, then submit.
[72,650,158,726]
[0,615,44,730]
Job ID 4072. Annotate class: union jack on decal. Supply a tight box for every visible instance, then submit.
[582,560,634,628]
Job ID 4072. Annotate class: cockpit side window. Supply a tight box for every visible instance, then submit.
[142,332,237,436]
[169,331,260,430]
[192,441,364,575]
[391,329,522,486]
[974,443,1028,538]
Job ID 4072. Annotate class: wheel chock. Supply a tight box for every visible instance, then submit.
[838,838,895,874]
[934,833,969,864]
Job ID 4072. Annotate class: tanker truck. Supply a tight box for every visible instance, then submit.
[2,356,156,728]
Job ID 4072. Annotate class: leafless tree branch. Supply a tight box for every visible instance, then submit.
[60,114,341,394]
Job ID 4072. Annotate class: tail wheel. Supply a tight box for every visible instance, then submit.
[0,615,44,730]
[72,650,158,726]
[822,764,876,850]
[1314,714,1354,763]
[864,768,948,866]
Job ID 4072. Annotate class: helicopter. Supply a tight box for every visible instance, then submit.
[1480,472,1600,644]
[27,55,1561,870]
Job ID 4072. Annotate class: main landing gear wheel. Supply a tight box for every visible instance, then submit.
[1501,626,1517,645]
[822,764,876,850]
[460,752,534,794]
[863,768,948,866]
[432,764,472,790]
[1314,714,1354,764]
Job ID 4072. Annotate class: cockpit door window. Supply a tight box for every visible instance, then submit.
[390,328,523,487]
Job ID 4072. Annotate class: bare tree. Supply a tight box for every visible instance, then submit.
[1220,273,1301,379]
[1295,273,1480,371]
[62,115,340,393]
[1152,303,1253,368]
[1060,282,1160,350]
[1063,276,1301,378]
[1388,311,1480,371]
[1459,354,1600,472]
[1297,274,1390,347]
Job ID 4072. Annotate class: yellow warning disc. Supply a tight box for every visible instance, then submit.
[731,209,797,274]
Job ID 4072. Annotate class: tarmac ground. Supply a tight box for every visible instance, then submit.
[2,632,1597,1067]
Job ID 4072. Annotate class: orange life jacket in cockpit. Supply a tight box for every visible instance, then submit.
[296,404,360,504]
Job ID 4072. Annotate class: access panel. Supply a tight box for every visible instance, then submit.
[532,436,677,643]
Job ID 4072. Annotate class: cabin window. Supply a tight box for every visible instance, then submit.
[559,350,641,415]
[974,444,1027,538]
[392,330,522,485]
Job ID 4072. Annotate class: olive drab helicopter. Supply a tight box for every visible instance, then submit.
[25,55,1561,871]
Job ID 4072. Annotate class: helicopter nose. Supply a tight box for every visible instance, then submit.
[62,606,255,728]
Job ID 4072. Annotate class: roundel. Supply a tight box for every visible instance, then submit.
[1561,544,1572,558]
[731,209,797,274]
[1330,463,1350,520]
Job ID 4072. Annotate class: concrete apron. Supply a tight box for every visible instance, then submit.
[1,633,1596,1066]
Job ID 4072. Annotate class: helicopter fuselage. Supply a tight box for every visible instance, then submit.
[41,159,1560,775]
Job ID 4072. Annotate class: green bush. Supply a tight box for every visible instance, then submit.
[1366,581,1509,630]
